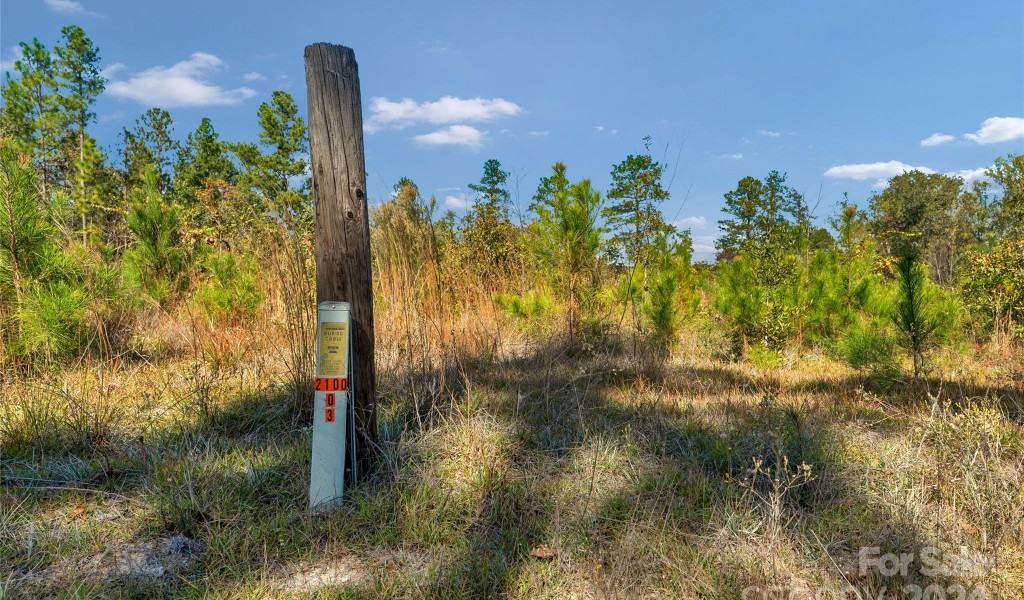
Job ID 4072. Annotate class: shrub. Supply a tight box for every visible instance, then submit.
[124,165,189,304]
[747,343,784,369]
[494,290,556,333]
[837,319,898,377]
[15,280,89,360]
[959,239,1024,342]
[195,250,263,323]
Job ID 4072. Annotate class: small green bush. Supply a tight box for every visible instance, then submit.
[195,251,263,323]
[494,290,555,332]
[837,319,898,377]
[16,280,89,360]
[124,166,189,304]
[747,343,783,369]
[642,234,698,358]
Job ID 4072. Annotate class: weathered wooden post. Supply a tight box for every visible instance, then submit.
[304,43,377,476]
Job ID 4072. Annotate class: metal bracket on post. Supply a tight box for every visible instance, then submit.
[310,301,355,510]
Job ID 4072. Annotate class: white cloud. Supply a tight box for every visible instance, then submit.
[758,129,782,137]
[44,0,102,16]
[106,52,256,108]
[920,132,955,147]
[963,117,1024,145]
[674,216,708,228]
[0,46,23,73]
[412,125,487,149]
[594,126,605,132]
[242,71,266,81]
[45,0,84,12]
[444,194,472,210]
[824,160,935,181]
[527,130,550,137]
[420,40,453,55]
[946,167,990,184]
[365,96,522,133]
[99,62,125,79]
[718,153,743,159]
[692,234,720,258]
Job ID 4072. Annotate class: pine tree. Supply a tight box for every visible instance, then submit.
[716,171,807,288]
[0,139,53,309]
[892,253,941,378]
[121,108,179,191]
[804,204,886,348]
[461,159,519,281]
[0,39,61,200]
[602,137,673,269]
[54,24,105,234]
[643,230,696,358]
[601,138,678,358]
[71,134,109,244]
[124,165,187,302]
[530,162,604,341]
[233,90,309,221]
[176,118,236,192]
[714,254,765,358]
[469,159,512,214]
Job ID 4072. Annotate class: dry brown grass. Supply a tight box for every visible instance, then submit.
[2,257,1023,598]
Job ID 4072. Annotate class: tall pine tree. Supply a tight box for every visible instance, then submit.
[1,39,61,200]
[233,90,309,221]
[54,25,105,238]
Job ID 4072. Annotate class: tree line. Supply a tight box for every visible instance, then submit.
[2,26,1022,381]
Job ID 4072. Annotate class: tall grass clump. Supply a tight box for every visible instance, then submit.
[266,223,315,417]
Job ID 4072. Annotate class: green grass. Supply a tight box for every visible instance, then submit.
[2,326,1022,598]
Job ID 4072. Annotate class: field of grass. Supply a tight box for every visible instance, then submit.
[2,307,1023,599]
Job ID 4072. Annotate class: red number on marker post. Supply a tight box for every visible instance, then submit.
[314,378,349,392]
[325,408,335,423]
[326,393,336,407]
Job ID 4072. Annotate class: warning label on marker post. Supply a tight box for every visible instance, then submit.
[319,322,348,376]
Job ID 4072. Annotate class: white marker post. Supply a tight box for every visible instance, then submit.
[309,301,357,510]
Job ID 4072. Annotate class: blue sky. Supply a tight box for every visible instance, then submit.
[3,0,1023,259]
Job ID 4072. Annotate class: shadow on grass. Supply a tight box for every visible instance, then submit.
[4,334,1018,597]
[394,338,927,596]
